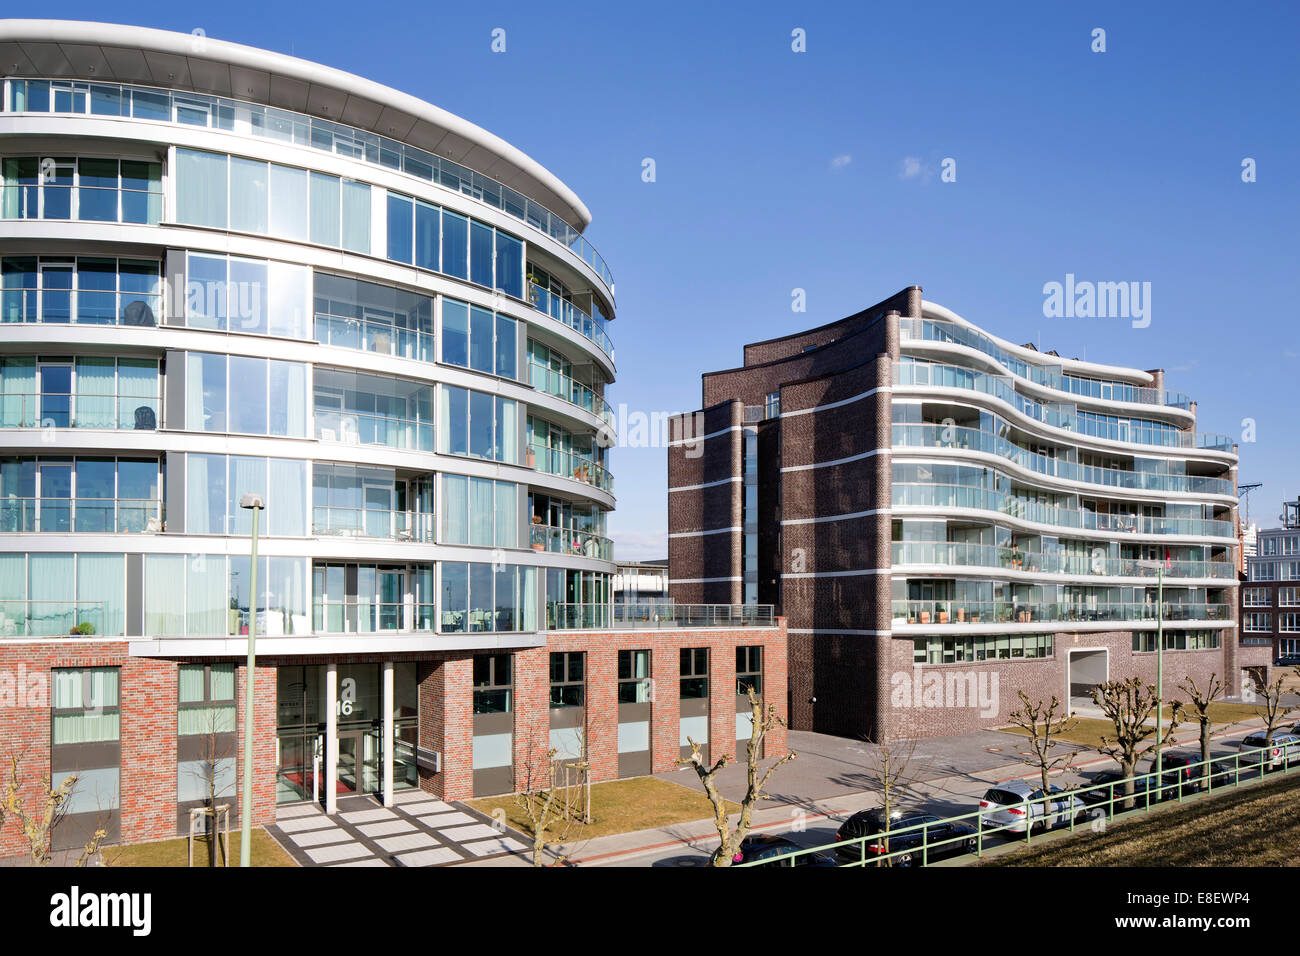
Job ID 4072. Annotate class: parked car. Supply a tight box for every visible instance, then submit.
[1078,769,1162,812]
[734,833,838,868]
[978,780,1089,834]
[1141,750,1237,797]
[833,808,978,866]
[1238,730,1300,771]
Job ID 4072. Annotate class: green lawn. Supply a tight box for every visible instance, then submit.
[980,771,1300,867]
[468,776,738,842]
[100,828,296,867]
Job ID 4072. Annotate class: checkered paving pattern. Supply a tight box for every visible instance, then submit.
[268,790,528,867]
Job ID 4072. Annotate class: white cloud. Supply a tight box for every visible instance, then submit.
[829,154,852,170]
[899,156,923,179]
[612,529,668,561]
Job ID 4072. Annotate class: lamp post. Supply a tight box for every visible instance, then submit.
[1154,562,1165,792]
[237,492,265,867]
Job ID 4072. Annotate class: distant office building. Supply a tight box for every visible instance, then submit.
[1240,498,1300,672]
[613,559,670,606]
[670,287,1240,740]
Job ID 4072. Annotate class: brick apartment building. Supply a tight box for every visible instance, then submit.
[0,21,787,857]
[1238,497,1300,681]
[669,288,1241,740]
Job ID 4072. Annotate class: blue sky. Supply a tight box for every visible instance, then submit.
[40,1,1300,554]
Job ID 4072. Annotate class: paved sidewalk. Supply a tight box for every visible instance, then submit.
[556,717,1277,867]
[269,789,528,867]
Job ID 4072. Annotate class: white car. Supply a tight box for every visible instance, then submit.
[1237,731,1300,770]
[978,780,1089,835]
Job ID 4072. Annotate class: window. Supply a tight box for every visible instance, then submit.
[764,392,780,419]
[1280,587,1299,607]
[680,648,709,699]
[2,156,160,223]
[315,368,433,451]
[618,650,652,703]
[472,654,512,714]
[549,652,585,708]
[186,352,308,437]
[438,298,516,378]
[313,273,433,362]
[440,475,518,548]
[1,256,161,326]
[184,454,307,537]
[437,385,519,463]
[178,663,236,735]
[1281,613,1300,633]
[736,646,763,695]
[440,562,535,633]
[52,668,120,745]
[1243,587,1272,607]
[1243,612,1272,633]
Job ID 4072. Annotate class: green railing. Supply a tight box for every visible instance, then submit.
[736,744,1294,867]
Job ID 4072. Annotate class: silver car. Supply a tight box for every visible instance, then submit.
[1238,730,1300,770]
[978,779,1089,835]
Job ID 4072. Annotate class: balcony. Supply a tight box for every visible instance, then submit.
[0,600,113,638]
[544,602,777,630]
[312,600,435,634]
[899,317,1193,410]
[311,506,434,542]
[529,523,612,561]
[528,282,614,360]
[0,392,160,430]
[893,361,1232,452]
[893,483,1236,539]
[892,424,1235,497]
[892,599,1232,626]
[8,79,615,293]
[314,312,434,364]
[314,409,433,453]
[529,443,613,493]
[528,359,614,430]
[0,497,161,533]
[892,541,1237,580]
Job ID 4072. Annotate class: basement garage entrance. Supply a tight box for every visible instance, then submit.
[1067,649,1108,713]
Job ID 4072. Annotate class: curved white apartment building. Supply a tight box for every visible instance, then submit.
[670,287,1238,740]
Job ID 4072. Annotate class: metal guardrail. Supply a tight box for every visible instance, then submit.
[611,603,776,629]
[736,743,1296,867]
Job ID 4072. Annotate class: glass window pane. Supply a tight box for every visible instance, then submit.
[227,356,268,434]
[175,150,228,227]
[309,173,341,246]
[387,194,413,264]
[441,298,469,367]
[441,210,467,278]
[468,305,494,373]
[269,164,309,241]
[341,181,371,254]
[229,157,269,233]
[470,221,494,287]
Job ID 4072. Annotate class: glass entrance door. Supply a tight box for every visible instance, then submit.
[335,729,380,795]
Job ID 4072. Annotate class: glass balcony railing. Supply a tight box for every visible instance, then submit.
[6,79,615,293]
[529,443,613,493]
[0,497,161,533]
[893,361,1232,452]
[899,317,1193,410]
[527,360,614,429]
[314,313,435,363]
[891,599,1233,626]
[314,409,434,452]
[611,603,776,628]
[311,506,434,542]
[891,541,1237,580]
[545,602,613,630]
[529,523,612,561]
[0,393,160,430]
[0,600,113,638]
[893,483,1236,539]
[311,600,435,634]
[527,282,614,360]
[891,424,1236,497]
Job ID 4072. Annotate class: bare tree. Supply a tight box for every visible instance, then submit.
[1007,691,1078,795]
[511,718,590,867]
[1092,678,1179,809]
[678,685,797,867]
[1,755,105,866]
[184,708,236,867]
[1174,673,1226,785]
[1257,675,1297,749]
[860,737,920,866]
